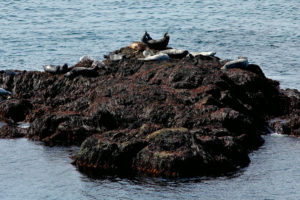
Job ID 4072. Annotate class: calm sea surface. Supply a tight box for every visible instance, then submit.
[0,0,300,199]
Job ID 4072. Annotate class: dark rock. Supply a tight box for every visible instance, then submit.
[0,99,32,123]
[1,42,300,177]
[0,124,27,138]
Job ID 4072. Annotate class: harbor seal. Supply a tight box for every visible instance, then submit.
[141,32,170,50]
[79,56,106,69]
[159,49,189,59]
[109,53,124,61]
[65,66,98,78]
[138,53,169,61]
[189,52,216,57]
[79,56,94,62]
[43,63,68,74]
[221,57,248,70]
[142,50,154,58]
[104,53,124,61]
[129,42,147,51]
[0,70,17,76]
[91,60,106,69]
[0,88,11,96]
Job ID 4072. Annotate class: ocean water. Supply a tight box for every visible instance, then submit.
[0,0,300,199]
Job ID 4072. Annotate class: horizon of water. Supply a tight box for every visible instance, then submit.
[1,0,300,199]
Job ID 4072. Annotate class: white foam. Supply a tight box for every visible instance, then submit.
[270,132,285,137]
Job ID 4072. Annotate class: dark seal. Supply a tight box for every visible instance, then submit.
[65,66,98,78]
[141,32,169,50]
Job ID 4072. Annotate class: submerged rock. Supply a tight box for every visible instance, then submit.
[0,41,299,177]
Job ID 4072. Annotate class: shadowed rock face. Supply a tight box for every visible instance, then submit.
[0,46,298,177]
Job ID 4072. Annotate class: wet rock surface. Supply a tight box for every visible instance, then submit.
[0,44,299,177]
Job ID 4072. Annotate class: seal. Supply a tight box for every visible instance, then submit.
[189,52,216,57]
[79,56,94,62]
[219,59,233,66]
[221,57,248,70]
[0,88,11,96]
[109,53,124,61]
[159,49,189,59]
[141,32,170,50]
[104,53,124,62]
[43,63,68,74]
[0,70,17,76]
[91,60,106,69]
[129,42,147,51]
[142,50,154,58]
[138,53,169,61]
[65,66,98,78]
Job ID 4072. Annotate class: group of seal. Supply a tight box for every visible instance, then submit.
[141,31,170,50]
[41,32,249,76]
[42,55,107,78]
[65,57,106,78]
[139,32,218,61]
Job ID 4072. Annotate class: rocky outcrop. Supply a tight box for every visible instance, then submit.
[0,43,299,177]
[268,89,300,136]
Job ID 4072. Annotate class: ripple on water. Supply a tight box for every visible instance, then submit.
[1,135,300,199]
[1,0,300,199]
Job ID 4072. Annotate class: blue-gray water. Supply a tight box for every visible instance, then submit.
[0,0,300,199]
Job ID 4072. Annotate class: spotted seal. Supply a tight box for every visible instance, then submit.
[0,88,11,96]
[138,53,169,61]
[109,53,124,61]
[0,70,17,76]
[141,32,170,50]
[159,49,189,59]
[65,66,98,78]
[221,57,248,70]
[44,63,68,74]
[189,52,216,57]
[142,50,154,58]
[104,53,125,62]
[129,42,147,51]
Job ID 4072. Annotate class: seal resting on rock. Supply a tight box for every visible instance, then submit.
[65,66,98,78]
[159,49,189,59]
[142,50,154,58]
[0,88,11,97]
[138,53,169,61]
[221,57,249,70]
[104,53,125,62]
[43,63,68,74]
[0,70,17,76]
[141,32,170,50]
[129,42,147,51]
[189,51,216,57]
[0,88,12,101]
